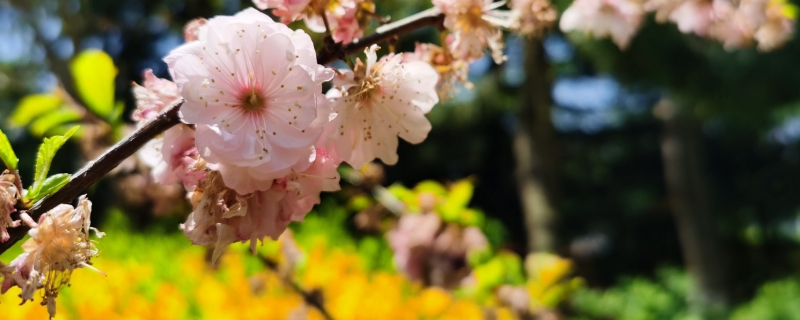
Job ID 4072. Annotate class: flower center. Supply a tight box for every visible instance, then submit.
[239,88,267,112]
[463,5,487,29]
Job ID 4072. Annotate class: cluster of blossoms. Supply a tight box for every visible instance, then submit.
[254,0,376,44]
[424,0,557,96]
[129,7,446,262]
[1,196,104,318]
[257,0,557,98]
[560,0,797,50]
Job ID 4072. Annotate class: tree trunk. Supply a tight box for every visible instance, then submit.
[514,39,559,253]
[655,99,732,314]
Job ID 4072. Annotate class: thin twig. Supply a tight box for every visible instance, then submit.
[257,256,334,320]
[0,8,446,255]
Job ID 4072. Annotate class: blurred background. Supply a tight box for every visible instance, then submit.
[2,0,800,319]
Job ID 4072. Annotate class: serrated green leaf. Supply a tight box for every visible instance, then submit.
[29,109,82,137]
[10,94,62,127]
[70,50,117,119]
[25,173,70,203]
[0,129,18,170]
[30,126,79,196]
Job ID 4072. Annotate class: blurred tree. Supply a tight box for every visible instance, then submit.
[514,38,560,253]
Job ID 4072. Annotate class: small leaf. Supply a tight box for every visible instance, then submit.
[29,109,82,137]
[10,94,62,127]
[70,50,117,119]
[30,126,79,196]
[24,173,70,203]
[439,178,475,221]
[108,101,125,126]
[0,129,18,170]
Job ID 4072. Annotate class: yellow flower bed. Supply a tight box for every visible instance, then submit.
[1,235,516,320]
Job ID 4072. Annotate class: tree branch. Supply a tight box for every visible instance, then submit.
[317,8,444,64]
[0,100,183,253]
[0,8,446,255]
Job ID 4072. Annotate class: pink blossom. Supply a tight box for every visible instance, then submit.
[645,0,714,36]
[669,0,715,35]
[131,69,181,122]
[274,146,341,221]
[138,124,205,188]
[560,0,644,49]
[182,171,291,263]
[254,0,370,44]
[386,213,442,280]
[1,196,103,318]
[0,173,18,243]
[403,42,472,100]
[707,0,759,50]
[184,18,207,42]
[182,149,340,263]
[165,8,334,194]
[754,0,796,51]
[328,4,364,44]
[325,45,439,169]
[433,0,514,63]
[509,0,559,36]
[253,0,317,27]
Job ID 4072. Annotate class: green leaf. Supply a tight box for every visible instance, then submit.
[70,50,117,119]
[29,109,82,137]
[24,173,70,203]
[10,94,62,127]
[439,178,475,222]
[108,100,126,126]
[30,126,79,196]
[0,129,18,170]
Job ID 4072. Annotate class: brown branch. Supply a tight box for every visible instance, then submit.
[258,256,334,320]
[0,8,446,255]
[0,100,184,253]
[317,9,444,64]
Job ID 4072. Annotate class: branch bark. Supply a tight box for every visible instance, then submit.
[0,10,447,254]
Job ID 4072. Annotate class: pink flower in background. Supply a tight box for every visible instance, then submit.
[509,0,559,36]
[403,42,472,100]
[254,0,371,44]
[668,0,715,35]
[386,213,442,280]
[165,8,333,194]
[253,0,317,27]
[560,0,644,49]
[433,0,514,63]
[326,45,439,169]
[328,4,364,44]
[754,0,796,51]
[645,0,714,36]
[707,0,758,50]
[131,69,181,122]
